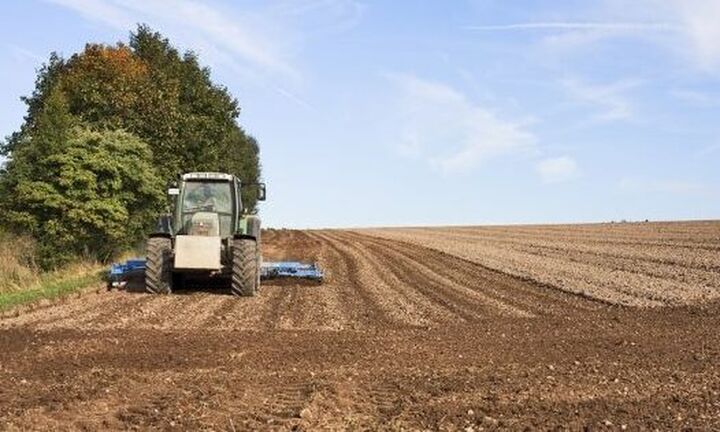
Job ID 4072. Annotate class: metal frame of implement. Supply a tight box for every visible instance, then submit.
[107,258,324,289]
[260,261,324,282]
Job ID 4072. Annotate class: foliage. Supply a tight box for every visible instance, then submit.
[0,25,261,268]
[128,26,261,206]
[2,120,164,267]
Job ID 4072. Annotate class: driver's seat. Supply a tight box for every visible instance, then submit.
[186,212,220,236]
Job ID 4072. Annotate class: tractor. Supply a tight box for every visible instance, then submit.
[145,172,266,296]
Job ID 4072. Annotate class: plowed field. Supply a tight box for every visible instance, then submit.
[1,222,719,430]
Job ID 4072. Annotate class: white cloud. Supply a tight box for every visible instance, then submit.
[48,0,364,82]
[536,157,579,183]
[270,0,365,34]
[465,0,720,72]
[388,74,535,173]
[465,22,678,32]
[7,44,45,64]
[49,0,135,28]
[49,0,296,77]
[562,78,639,122]
[667,0,720,70]
[46,0,363,109]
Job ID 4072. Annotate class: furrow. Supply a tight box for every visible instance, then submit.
[322,231,449,327]
[309,231,399,328]
[353,232,601,316]
[346,233,536,319]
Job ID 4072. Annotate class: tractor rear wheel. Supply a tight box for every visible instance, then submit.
[231,239,258,297]
[146,237,172,294]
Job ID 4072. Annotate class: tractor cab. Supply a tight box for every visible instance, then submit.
[168,172,265,238]
[174,173,237,237]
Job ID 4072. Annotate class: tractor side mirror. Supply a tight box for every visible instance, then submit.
[257,183,266,201]
[168,187,180,196]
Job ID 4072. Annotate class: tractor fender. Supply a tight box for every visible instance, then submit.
[236,215,261,241]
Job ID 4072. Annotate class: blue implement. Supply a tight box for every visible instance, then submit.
[107,258,324,288]
[108,258,146,289]
[260,261,324,282]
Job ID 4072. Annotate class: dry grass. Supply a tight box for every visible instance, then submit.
[0,231,40,293]
[0,232,102,311]
[0,230,102,302]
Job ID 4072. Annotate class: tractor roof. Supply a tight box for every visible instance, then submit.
[182,172,234,181]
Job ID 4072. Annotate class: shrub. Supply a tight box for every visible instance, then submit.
[2,124,164,269]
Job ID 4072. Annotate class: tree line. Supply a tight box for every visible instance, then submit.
[0,25,261,268]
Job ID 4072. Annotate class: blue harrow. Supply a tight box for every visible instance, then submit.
[260,261,324,282]
[108,259,324,290]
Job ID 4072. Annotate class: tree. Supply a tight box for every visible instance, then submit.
[0,87,76,236]
[2,125,163,268]
[4,25,261,210]
[129,25,262,206]
[0,25,262,267]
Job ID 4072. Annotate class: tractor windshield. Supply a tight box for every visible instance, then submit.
[180,181,234,236]
[183,182,232,213]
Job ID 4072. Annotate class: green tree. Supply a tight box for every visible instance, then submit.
[0,87,76,235]
[0,25,262,267]
[2,125,163,268]
[129,25,261,207]
[4,25,261,210]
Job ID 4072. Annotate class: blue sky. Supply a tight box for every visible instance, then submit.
[1,0,719,228]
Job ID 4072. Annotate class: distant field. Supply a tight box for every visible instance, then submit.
[359,221,720,307]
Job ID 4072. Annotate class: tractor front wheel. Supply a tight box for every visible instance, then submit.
[232,239,258,297]
[146,237,172,294]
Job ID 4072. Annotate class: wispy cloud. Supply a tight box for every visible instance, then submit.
[48,0,297,78]
[270,0,365,34]
[467,1,720,72]
[464,22,678,32]
[7,44,45,64]
[46,0,364,109]
[536,156,579,183]
[388,74,535,173]
[561,78,640,122]
[670,89,720,107]
[49,0,135,28]
[668,0,720,70]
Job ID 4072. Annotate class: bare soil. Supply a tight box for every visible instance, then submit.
[360,221,720,307]
[1,223,719,430]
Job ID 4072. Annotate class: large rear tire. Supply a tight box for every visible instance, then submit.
[231,239,258,297]
[146,237,172,294]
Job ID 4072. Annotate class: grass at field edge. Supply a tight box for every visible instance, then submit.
[0,270,104,313]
